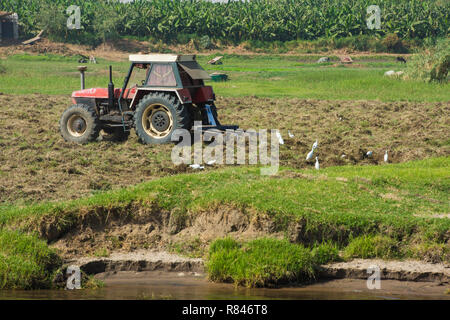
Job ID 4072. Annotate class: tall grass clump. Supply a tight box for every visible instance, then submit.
[343,235,401,260]
[405,38,449,83]
[207,238,315,287]
[0,230,61,289]
[311,241,340,265]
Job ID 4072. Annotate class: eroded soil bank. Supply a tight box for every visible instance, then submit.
[44,203,448,290]
[48,205,281,259]
[69,250,449,284]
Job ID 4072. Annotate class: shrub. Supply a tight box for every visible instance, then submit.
[35,3,67,42]
[199,35,214,50]
[405,38,450,83]
[92,4,121,43]
[381,33,409,53]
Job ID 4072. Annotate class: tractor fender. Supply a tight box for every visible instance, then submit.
[129,88,191,110]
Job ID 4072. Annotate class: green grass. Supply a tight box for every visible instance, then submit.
[93,248,110,258]
[0,53,448,102]
[0,229,60,289]
[311,241,340,265]
[207,238,316,287]
[343,235,401,260]
[1,157,448,241]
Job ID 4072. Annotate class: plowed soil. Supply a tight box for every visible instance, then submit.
[0,93,448,203]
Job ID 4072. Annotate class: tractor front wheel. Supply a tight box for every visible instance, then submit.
[59,104,100,144]
[134,93,190,144]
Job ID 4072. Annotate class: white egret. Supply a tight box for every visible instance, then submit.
[276,130,284,145]
[306,149,314,161]
[189,164,204,170]
[384,151,389,163]
[315,157,320,170]
[312,140,318,150]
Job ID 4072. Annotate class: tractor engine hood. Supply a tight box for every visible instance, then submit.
[72,87,137,99]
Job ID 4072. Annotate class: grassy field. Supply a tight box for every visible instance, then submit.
[1,53,449,101]
[0,157,448,288]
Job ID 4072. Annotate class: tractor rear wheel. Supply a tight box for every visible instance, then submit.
[60,104,100,144]
[134,93,190,144]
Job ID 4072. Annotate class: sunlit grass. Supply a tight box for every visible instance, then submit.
[207,238,316,287]
[1,157,448,244]
[0,53,448,101]
[0,230,60,289]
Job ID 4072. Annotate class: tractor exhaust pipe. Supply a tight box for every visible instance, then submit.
[108,65,114,109]
[77,66,87,90]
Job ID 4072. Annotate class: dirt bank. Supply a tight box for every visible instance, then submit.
[48,204,278,259]
[70,250,204,275]
[320,259,450,283]
[70,250,449,285]
[0,93,448,204]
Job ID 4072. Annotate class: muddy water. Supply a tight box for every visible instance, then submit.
[0,272,449,300]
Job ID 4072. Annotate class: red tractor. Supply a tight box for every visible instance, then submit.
[60,54,237,144]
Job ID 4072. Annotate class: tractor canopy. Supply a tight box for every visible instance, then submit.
[178,61,211,80]
[129,54,211,80]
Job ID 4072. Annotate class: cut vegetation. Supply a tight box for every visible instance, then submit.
[0,93,448,204]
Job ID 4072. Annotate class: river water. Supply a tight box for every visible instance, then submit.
[0,272,448,300]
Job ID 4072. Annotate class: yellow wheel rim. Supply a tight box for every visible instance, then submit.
[142,104,174,139]
[67,114,87,137]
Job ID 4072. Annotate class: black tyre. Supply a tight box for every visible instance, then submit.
[59,104,100,144]
[100,127,130,142]
[188,104,203,127]
[134,93,190,144]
